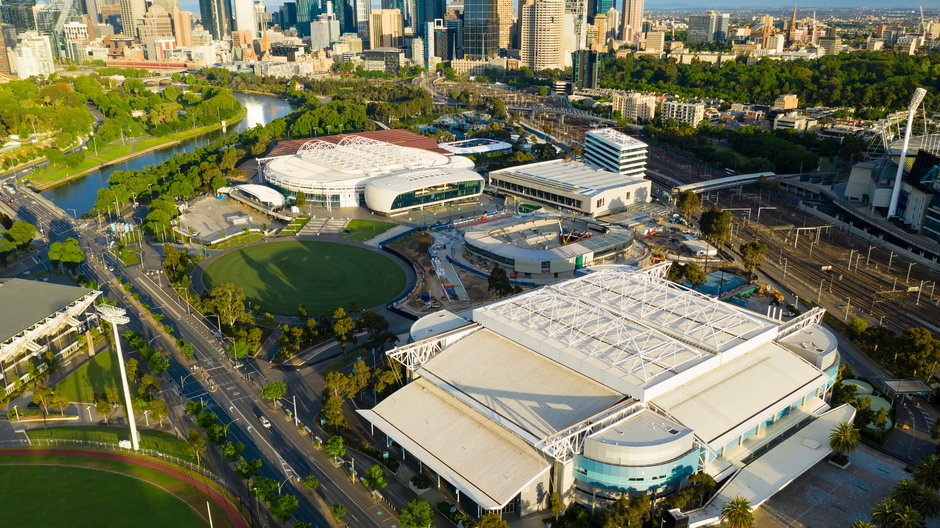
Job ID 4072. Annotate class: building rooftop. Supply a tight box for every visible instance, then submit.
[589,409,692,448]
[366,167,483,194]
[0,279,95,344]
[586,128,648,150]
[265,129,450,158]
[439,138,514,155]
[463,215,634,262]
[409,310,471,342]
[490,159,647,197]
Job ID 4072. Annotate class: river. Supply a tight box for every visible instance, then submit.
[43,92,294,217]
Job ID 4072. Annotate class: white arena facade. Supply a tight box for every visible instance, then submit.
[261,130,484,215]
[360,264,851,524]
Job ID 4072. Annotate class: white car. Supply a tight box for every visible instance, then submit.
[259,416,271,429]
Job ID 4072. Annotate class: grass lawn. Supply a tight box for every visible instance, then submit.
[279,217,309,236]
[202,240,407,315]
[0,454,235,528]
[27,426,194,463]
[342,219,398,242]
[55,349,120,404]
[114,246,141,266]
[207,232,263,250]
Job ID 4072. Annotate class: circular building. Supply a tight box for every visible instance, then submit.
[263,134,481,213]
[463,214,635,278]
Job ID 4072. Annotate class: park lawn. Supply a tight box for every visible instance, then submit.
[207,232,263,250]
[342,219,398,242]
[115,246,141,266]
[55,349,120,404]
[0,454,235,528]
[28,143,135,185]
[202,240,407,315]
[27,426,195,463]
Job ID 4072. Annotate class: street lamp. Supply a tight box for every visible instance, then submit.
[96,305,139,451]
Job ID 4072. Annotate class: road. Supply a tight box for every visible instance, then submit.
[3,189,401,528]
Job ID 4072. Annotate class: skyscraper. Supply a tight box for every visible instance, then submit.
[496,0,511,49]
[354,0,370,38]
[571,49,597,89]
[0,0,36,32]
[369,8,403,48]
[232,0,256,36]
[171,7,191,46]
[0,23,16,74]
[295,0,322,36]
[463,0,496,58]
[199,0,230,39]
[413,0,444,36]
[688,11,729,43]
[619,0,641,42]
[119,0,146,36]
[519,0,562,70]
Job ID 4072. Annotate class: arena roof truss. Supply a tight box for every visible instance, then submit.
[296,135,430,173]
[638,261,672,279]
[534,399,643,460]
[387,323,482,372]
[484,288,704,384]
[554,270,771,354]
[775,307,826,341]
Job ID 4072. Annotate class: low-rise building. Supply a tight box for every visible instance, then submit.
[660,100,705,126]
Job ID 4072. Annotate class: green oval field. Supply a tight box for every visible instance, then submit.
[202,240,407,315]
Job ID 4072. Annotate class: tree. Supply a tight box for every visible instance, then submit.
[549,492,563,520]
[47,237,85,271]
[32,384,53,414]
[914,455,940,491]
[302,475,319,493]
[320,394,346,429]
[477,513,510,528]
[347,359,371,400]
[488,265,514,297]
[700,207,731,249]
[363,464,387,491]
[848,522,876,528]
[739,241,767,277]
[894,480,923,509]
[295,191,307,207]
[96,398,115,422]
[684,262,707,288]
[398,499,433,528]
[205,283,249,328]
[270,494,299,522]
[720,496,753,528]
[50,389,70,415]
[847,318,869,340]
[261,381,287,404]
[252,476,278,502]
[323,435,345,461]
[829,422,860,465]
[332,307,355,353]
[6,221,36,248]
[125,357,139,382]
[330,503,346,521]
[220,440,245,461]
[893,507,926,528]
[872,498,901,528]
[138,372,160,397]
[147,399,169,426]
[931,418,940,440]
[187,429,206,466]
[235,456,263,479]
[676,190,700,221]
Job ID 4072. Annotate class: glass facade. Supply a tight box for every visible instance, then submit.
[390,180,482,211]
[463,0,497,59]
[574,448,701,494]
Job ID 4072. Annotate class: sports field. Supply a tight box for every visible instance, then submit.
[0,453,238,528]
[202,240,407,315]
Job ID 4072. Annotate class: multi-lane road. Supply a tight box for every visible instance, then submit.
[4,189,403,528]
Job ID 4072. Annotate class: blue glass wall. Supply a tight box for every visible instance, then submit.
[573,448,702,493]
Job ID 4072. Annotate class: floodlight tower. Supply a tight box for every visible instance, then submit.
[96,305,139,451]
[888,87,927,219]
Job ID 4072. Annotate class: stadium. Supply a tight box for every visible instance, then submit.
[260,130,483,215]
[462,214,636,278]
[360,264,850,525]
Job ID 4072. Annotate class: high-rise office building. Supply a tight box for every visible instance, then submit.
[564,0,587,49]
[592,13,605,50]
[1,0,36,32]
[369,8,403,48]
[14,32,55,77]
[82,0,101,23]
[199,0,230,39]
[310,11,339,48]
[593,0,611,20]
[604,6,617,40]
[137,5,173,41]
[444,9,462,56]
[171,7,191,46]
[818,35,840,56]
[687,11,728,43]
[0,23,16,74]
[354,0,370,37]
[413,0,444,36]
[571,49,597,89]
[232,0,256,36]
[463,0,496,58]
[496,0,511,48]
[295,0,322,36]
[714,12,729,40]
[119,0,146,35]
[619,0,641,42]
[519,0,562,70]
[584,128,648,178]
[275,2,296,29]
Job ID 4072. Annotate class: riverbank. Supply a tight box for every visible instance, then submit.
[30,108,248,192]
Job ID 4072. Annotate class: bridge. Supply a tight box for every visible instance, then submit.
[506,103,618,125]
[670,172,837,195]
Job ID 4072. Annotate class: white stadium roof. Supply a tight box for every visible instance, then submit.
[489,160,646,197]
[232,184,286,207]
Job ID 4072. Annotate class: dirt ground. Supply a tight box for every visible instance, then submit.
[390,232,493,316]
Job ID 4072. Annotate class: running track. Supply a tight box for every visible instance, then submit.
[0,448,249,528]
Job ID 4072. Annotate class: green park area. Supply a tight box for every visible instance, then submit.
[27,426,194,462]
[342,219,398,242]
[0,453,235,528]
[202,240,406,315]
[55,350,120,404]
[207,232,263,250]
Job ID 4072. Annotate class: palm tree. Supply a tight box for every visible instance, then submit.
[720,496,753,528]
[914,455,940,491]
[829,421,861,465]
[913,487,940,519]
[893,507,925,528]
[893,480,923,509]
[848,522,876,528]
[872,498,901,528]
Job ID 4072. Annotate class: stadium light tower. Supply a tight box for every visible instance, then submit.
[96,305,139,451]
[888,87,927,218]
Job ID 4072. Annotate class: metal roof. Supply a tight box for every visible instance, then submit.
[586,128,648,150]
[0,279,95,344]
[232,184,286,207]
[490,160,647,196]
